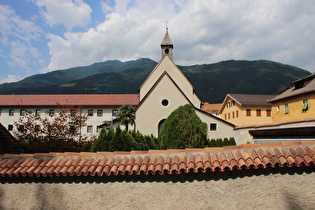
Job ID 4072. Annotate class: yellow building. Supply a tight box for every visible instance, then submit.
[269,73,315,122]
[218,94,275,127]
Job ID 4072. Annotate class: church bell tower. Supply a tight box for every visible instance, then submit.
[161,27,173,60]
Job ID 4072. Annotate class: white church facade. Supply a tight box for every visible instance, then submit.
[135,29,235,139]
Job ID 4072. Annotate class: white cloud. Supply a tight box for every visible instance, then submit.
[8,40,41,70]
[43,0,315,73]
[34,0,92,30]
[0,5,42,44]
[0,74,23,84]
[0,4,43,71]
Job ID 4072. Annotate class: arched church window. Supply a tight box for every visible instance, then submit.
[158,119,166,136]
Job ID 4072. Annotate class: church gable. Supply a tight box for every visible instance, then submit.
[136,72,194,136]
[139,56,201,108]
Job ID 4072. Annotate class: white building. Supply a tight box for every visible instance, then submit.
[0,94,139,135]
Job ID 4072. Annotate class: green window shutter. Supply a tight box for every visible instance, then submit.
[302,100,308,111]
[284,104,289,114]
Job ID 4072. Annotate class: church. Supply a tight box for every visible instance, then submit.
[135,28,235,139]
[0,28,235,141]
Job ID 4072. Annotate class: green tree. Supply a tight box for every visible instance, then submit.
[90,128,110,152]
[110,127,124,151]
[223,137,229,146]
[229,137,236,145]
[158,104,208,149]
[116,104,135,131]
[216,138,223,147]
[124,132,138,151]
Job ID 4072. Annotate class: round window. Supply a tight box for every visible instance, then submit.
[161,99,169,106]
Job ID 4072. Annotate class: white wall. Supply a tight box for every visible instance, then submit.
[0,171,314,209]
[196,110,235,140]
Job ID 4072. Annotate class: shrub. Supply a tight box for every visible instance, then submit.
[158,104,208,149]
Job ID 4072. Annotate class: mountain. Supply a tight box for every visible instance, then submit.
[0,58,156,93]
[0,59,310,103]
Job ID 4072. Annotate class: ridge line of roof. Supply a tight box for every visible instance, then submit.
[1,141,314,159]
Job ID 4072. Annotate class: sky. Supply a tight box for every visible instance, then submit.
[0,0,315,84]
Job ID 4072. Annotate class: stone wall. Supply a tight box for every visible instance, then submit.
[1,167,314,210]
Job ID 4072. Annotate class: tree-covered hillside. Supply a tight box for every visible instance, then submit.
[0,59,310,103]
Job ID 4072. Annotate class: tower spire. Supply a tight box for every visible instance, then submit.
[161,26,173,60]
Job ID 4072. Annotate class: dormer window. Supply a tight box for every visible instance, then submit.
[294,82,304,90]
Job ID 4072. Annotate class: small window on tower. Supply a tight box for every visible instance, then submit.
[165,48,169,54]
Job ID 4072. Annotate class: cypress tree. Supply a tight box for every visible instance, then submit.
[109,127,124,151]
[216,138,223,147]
[90,128,107,152]
[229,137,236,145]
[123,132,138,151]
[223,137,229,146]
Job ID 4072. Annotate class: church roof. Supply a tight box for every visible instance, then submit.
[161,28,173,46]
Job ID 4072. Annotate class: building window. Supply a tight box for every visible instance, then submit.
[69,125,75,133]
[232,112,235,118]
[71,109,76,116]
[158,119,166,136]
[112,109,118,116]
[228,113,230,119]
[161,99,169,106]
[284,104,289,114]
[36,109,41,116]
[256,109,261,117]
[49,109,55,116]
[236,110,239,118]
[18,125,25,132]
[302,99,308,112]
[224,114,227,120]
[88,109,94,116]
[266,110,271,117]
[246,109,251,116]
[9,109,14,116]
[227,102,230,108]
[97,110,103,117]
[210,123,217,131]
[87,125,93,133]
[20,109,26,116]
[231,101,235,106]
[0,109,1,116]
[276,106,280,112]
[35,125,40,131]
[8,125,13,131]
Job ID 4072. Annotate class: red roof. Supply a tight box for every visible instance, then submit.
[0,141,314,178]
[0,94,139,106]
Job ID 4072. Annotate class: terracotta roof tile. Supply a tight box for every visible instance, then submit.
[0,94,139,106]
[1,142,315,178]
